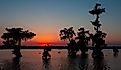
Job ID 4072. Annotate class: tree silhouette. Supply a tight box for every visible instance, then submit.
[59,27,77,56]
[89,3,107,58]
[76,27,92,54]
[59,27,76,42]
[1,27,36,57]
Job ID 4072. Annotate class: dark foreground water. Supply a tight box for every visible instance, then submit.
[0,49,121,70]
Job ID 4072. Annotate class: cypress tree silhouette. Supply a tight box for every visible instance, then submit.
[89,3,107,58]
[59,27,76,42]
[1,28,36,57]
[59,27,77,56]
[76,27,92,54]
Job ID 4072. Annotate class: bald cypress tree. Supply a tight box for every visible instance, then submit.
[1,27,36,57]
[89,3,107,58]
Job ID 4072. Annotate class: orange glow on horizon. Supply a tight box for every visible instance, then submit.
[32,35,59,45]
[39,43,51,46]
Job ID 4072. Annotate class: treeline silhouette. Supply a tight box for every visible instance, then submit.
[59,3,117,58]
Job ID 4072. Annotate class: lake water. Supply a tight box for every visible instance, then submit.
[0,49,121,70]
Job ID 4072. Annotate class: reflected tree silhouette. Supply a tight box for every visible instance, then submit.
[79,54,89,70]
[66,54,89,70]
[1,57,21,70]
[67,56,80,70]
[42,58,51,70]
[1,28,36,57]
[12,57,21,70]
[92,58,111,70]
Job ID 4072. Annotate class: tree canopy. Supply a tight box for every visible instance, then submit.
[59,27,76,42]
[1,28,36,46]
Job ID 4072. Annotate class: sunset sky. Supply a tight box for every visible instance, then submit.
[0,0,121,46]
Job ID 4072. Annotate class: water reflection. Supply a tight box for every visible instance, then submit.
[65,53,89,70]
[65,53,111,70]
[12,57,21,70]
[2,57,21,70]
[79,53,89,70]
[113,49,119,57]
[0,50,118,70]
[42,58,51,70]
[92,58,111,70]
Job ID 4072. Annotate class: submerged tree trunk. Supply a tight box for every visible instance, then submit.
[17,39,22,57]
[13,39,22,57]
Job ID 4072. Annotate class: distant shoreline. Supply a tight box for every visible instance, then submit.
[0,45,121,49]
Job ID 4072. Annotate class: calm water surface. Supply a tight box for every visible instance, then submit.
[0,49,121,70]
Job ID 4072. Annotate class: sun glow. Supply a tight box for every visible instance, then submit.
[39,43,50,46]
[33,35,59,46]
